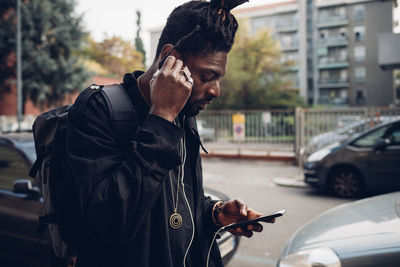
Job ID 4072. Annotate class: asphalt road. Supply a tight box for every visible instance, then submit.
[202,158,352,267]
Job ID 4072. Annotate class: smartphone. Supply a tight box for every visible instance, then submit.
[221,209,286,231]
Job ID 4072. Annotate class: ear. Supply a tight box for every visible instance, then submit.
[159,44,174,61]
[159,44,184,62]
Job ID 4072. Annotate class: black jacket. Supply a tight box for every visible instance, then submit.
[67,71,223,267]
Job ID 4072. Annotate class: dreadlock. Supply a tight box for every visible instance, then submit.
[155,0,248,59]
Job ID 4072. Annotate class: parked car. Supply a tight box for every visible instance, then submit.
[197,120,216,142]
[277,191,400,267]
[303,119,400,198]
[0,132,239,266]
[305,116,398,156]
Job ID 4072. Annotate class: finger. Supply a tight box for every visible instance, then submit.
[181,66,192,78]
[160,55,176,72]
[178,71,187,84]
[241,229,253,238]
[247,223,263,232]
[185,77,194,87]
[228,227,243,236]
[234,199,248,217]
[150,69,160,83]
[170,59,184,77]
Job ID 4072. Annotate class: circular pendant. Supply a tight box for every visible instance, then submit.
[169,212,182,229]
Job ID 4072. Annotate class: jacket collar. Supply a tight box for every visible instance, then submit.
[123,70,208,154]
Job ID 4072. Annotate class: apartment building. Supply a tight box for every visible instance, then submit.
[242,1,307,96]
[234,0,397,106]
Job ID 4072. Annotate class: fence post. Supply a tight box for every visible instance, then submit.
[295,107,304,164]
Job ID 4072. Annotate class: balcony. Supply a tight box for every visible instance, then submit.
[285,66,299,72]
[318,78,349,88]
[318,57,349,70]
[318,95,349,106]
[318,36,348,47]
[281,40,299,52]
[282,59,299,72]
[317,15,348,28]
[276,20,298,33]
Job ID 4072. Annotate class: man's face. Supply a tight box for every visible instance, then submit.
[181,51,228,117]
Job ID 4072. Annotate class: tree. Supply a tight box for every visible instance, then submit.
[0,0,90,108]
[0,1,16,98]
[135,10,146,65]
[84,35,144,78]
[210,22,304,110]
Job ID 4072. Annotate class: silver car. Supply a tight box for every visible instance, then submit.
[277,191,400,267]
[197,120,216,142]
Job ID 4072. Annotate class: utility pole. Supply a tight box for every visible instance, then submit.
[17,0,23,131]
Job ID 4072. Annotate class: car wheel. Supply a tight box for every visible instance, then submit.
[328,166,364,198]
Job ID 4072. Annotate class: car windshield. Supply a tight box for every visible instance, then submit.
[17,141,36,163]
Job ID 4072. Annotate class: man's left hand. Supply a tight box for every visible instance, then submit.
[217,199,274,238]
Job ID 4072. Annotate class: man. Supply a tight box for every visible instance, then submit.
[67,1,268,266]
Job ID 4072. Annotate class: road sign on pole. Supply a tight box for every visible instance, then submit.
[232,113,245,142]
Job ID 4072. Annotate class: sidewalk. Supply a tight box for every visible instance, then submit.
[273,175,307,188]
[200,141,296,162]
[200,141,308,188]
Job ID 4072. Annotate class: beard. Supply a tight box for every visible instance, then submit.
[180,100,201,117]
[180,95,214,117]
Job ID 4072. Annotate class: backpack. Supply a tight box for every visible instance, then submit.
[29,84,137,259]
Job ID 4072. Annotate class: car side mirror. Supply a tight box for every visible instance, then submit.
[374,138,390,151]
[13,179,41,200]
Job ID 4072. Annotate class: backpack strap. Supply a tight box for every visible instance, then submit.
[102,84,138,144]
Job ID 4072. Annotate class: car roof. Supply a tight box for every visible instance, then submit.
[0,132,34,146]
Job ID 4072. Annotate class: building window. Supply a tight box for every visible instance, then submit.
[318,47,328,56]
[356,89,365,105]
[354,46,366,61]
[354,26,365,42]
[251,17,270,33]
[353,4,365,22]
[355,67,366,82]
[340,69,348,82]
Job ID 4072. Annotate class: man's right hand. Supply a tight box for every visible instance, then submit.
[148,55,193,122]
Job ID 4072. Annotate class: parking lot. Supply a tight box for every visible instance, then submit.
[202,158,352,266]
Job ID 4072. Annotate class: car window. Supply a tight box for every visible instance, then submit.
[18,141,37,162]
[388,125,400,145]
[351,125,391,148]
[0,146,33,191]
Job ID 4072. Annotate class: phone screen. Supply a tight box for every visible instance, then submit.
[222,209,286,231]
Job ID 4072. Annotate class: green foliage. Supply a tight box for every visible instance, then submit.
[83,35,144,78]
[135,10,146,65]
[210,23,305,110]
[0,2,15,97]
[0,0,90,107]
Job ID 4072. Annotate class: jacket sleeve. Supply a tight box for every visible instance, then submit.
[67,88,183,247]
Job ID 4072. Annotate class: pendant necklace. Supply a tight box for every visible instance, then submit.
[169,118,186,229]
[137,76,186,230]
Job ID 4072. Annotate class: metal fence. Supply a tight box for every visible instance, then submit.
[198,107,400,156]
[0,115,35,133]
[2,106,400,159]
[198,109,295,143]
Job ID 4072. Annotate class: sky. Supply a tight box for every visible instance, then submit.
[75,0,284,61]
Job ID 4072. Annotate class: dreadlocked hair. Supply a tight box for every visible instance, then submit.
[155,0,244,59]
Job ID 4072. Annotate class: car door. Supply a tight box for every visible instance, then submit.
[371,123,400,185]
[0,144,50,266]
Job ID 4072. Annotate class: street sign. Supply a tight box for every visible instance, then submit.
[232,113,245,142]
